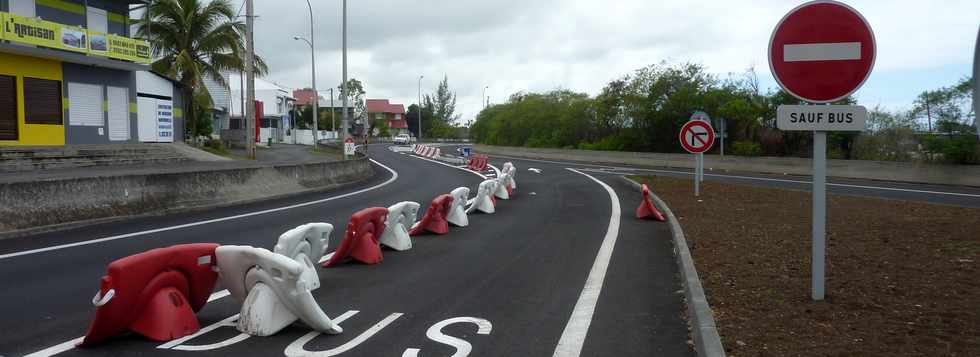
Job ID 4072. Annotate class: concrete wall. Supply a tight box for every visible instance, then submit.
[474,144,980,187]
[62,63,137,144]
[0,157,374,233]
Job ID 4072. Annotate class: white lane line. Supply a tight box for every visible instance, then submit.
[0,159,399,261]
[491,155,980,199]
[406,153,487,180]
[553,168,622,357]
[784,42,861,62]
[22,337,83,357]
[578,167,980,199]
[487,163,501,177]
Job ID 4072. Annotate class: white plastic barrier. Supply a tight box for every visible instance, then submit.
[379,201,420,251]
[216,245,343,337]
[503,162,517,190]
[447,187,470,227]
[466,180,497,214]
[494,173,511,200]
[273,223,332,291]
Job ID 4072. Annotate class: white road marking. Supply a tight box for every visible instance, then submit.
[487,154,980,199]
[284,312,404,356]
[22,337,83,357]
[784,42,861,62]
[0,160,399,261]
[528,168,542,173]
[577,168,980,199]
[487,164,501,177]
[403,317,493,357]
[553,168,622,357]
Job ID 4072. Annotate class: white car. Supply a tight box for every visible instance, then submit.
[394,134,411,145]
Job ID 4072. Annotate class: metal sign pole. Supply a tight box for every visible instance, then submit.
[812,131,827,301]
[699,153,705,183]
[694,154,700,197]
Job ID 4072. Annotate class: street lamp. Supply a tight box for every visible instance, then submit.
[418,75,423,140]
[295,0,318,149]
[483,86,489,109]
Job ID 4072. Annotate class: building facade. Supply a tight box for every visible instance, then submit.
[0,0,184,147]
[365,99,408,136]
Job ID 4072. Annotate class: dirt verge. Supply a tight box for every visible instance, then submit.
[631,175,979,356]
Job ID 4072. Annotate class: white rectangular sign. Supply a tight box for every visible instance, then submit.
[777,105,866,131]
[344,142,355,156]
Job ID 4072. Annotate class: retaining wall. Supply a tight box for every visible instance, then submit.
[474,144,980,187]
[0,157,374,233]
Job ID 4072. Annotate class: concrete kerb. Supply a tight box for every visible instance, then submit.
[621,176,726,357]
[0,155,377,239]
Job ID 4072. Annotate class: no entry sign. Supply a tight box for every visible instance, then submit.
[768,1,876,103]
[679,120,714,154]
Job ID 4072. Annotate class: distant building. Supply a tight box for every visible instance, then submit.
[0,0,189,147]
[220,72,294,145]
[366,99,408,136]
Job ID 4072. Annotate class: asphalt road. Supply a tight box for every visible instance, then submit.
[0,144,689,356]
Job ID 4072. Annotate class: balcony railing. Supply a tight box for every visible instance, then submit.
[1,11,151,64]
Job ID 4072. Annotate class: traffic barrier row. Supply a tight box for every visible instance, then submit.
[80,161,521,347]
[412,144,441,159]
[467,154,488,172]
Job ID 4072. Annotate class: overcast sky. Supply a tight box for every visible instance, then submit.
[238,0,979,123]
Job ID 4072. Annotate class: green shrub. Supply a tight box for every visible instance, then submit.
[732,140,762,156]
[206,138,223,150]
[578,135,628,151]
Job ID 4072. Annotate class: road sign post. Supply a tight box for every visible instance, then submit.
[343,137,355,158]
[769,0,875,301]
[679,115,714,197]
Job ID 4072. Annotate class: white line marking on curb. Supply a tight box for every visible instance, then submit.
[487,154,979,199]
[553,168,621,357]
[0,160,399,261]
[285,312,403,356]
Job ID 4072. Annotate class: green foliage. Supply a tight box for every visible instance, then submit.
[338,78,366,122]
[431,76,459,123]
[852,128,916,162]
[921,132,979,164]
[731,140,762,156]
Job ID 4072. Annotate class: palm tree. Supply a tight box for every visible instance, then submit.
[135,0,267,139]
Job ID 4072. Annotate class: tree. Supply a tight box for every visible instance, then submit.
[338,78,367,125]
[431,75,460,123]
[135,0,267,141]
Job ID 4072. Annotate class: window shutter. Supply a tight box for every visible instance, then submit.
[0,75,17,140]
[24,78,63,125]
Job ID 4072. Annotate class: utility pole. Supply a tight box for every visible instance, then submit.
[245,0,255,158]
[483,86,489,109]
[418,75,423,140]
[329,88,335,133]
[925,96,932,132]
[306,0,318,150]
[341,0,349,158]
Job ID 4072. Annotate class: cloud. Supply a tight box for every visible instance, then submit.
[241,0,979,123]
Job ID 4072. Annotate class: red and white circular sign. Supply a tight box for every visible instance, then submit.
[679,121,715,154]
[344,137,354,144]
[768,1,876,103]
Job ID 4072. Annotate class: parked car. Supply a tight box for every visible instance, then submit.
[394,134,411,145]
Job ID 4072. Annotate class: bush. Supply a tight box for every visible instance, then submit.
[206,138,223,150]
[922,134,979,164]
[578,135,628,151]
[732,140,762,156]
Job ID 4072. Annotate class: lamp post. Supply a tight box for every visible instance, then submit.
[418,75,423,140]
[293,35,318,149]
[483,86,489,109]
[245,0,255,158]
[341,0,349,158]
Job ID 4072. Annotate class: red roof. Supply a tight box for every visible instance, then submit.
[293,88,318,106]
[366,99,406,114]
[389,120,408,129]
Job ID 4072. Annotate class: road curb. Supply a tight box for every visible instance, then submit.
[621,176,726,357]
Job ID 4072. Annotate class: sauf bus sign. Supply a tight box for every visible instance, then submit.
[768,0,875,301]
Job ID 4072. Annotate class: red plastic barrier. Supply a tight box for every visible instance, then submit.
[79,243,219,346]
[409,194,454,236]
[467,155,488,172]
[323,207,389,267]
[636,184,666,221]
